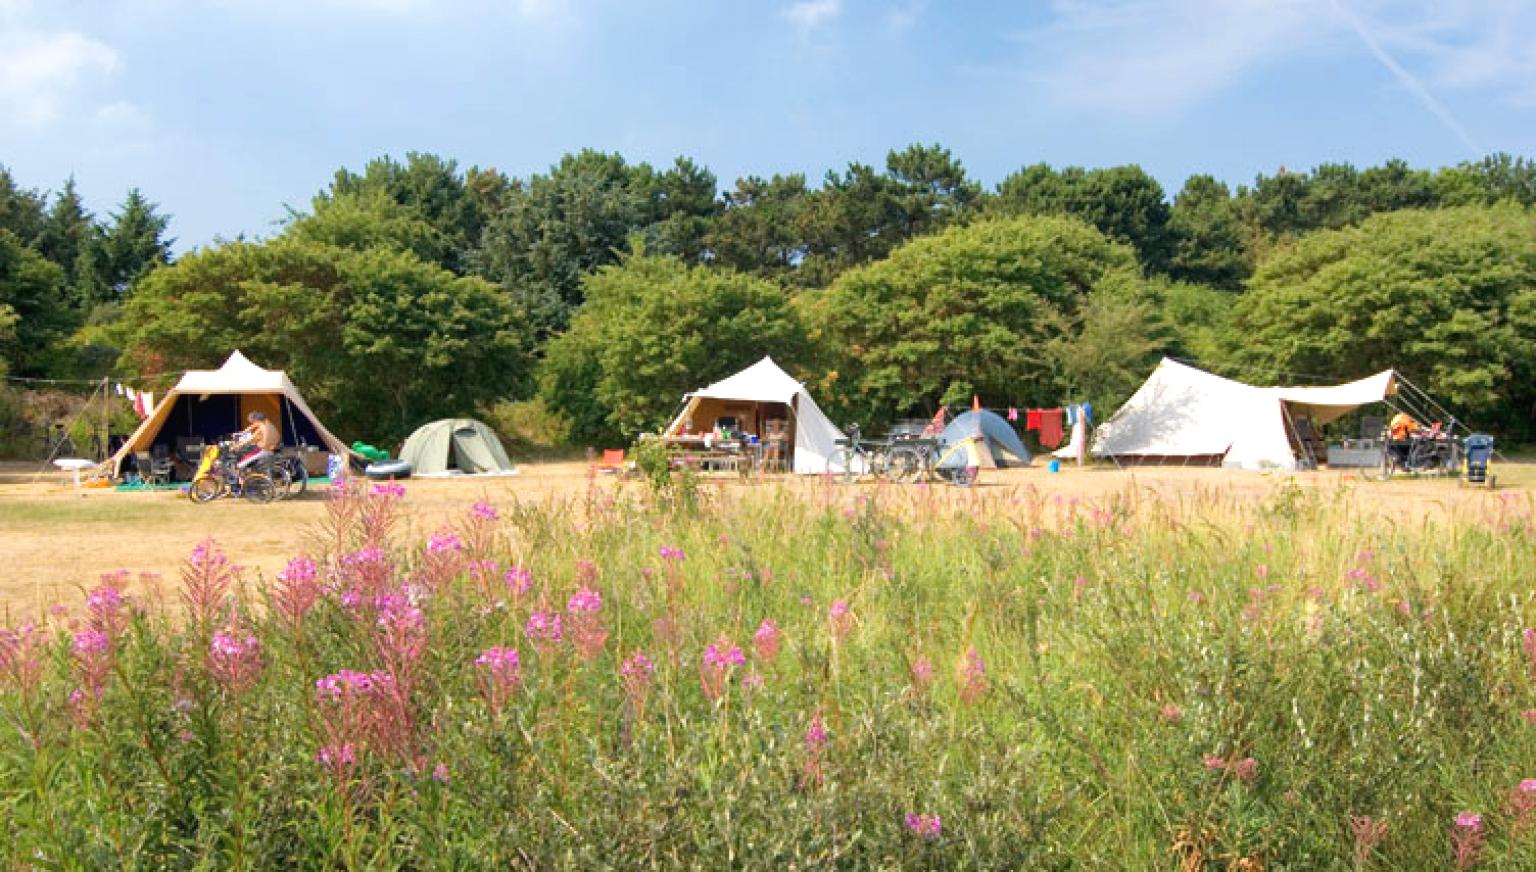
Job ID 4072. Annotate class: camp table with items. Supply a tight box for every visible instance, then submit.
[660,435,759,475]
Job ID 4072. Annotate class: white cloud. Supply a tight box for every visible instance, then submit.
[785,0,842,33]
[0,30,119,126]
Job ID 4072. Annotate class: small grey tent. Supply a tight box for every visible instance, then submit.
[398,419,517,476]
[940,411,1032,468]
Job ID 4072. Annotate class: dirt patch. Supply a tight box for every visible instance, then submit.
[0,459,1528,618]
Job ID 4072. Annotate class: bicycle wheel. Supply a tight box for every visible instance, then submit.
[828,447,859,483]
[241,474,277,504]
[885,446,924,483]
[190,476,224,503]
[266,464,294,500]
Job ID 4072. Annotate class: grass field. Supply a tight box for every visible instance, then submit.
[0,461,1533,867]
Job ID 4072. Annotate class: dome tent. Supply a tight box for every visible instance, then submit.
[939,410,1032,469]
[398,419,517,476]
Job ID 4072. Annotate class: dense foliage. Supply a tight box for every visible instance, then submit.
[6,148,1536,448]
[2,480,1535,867]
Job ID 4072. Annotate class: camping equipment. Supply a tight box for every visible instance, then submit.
[939,410,1031,469]
[365,460,413,481]
[663,357,845,475]
[1462,434,1495,488]
[397,419,516,476]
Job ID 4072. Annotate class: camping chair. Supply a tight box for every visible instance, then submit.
[595,449,625,474]
[140,447,174,485]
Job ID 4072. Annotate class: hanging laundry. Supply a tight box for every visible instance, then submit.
[114,383,125,396]
[141,391,154,419]
[1007,407,1018,422]
[924,406,947,435]
[1038,408,1065,449]
[132,391,148,419]
[1082,402,1092,424]
[1025,409,1042,431]
[1064,406,1077,426]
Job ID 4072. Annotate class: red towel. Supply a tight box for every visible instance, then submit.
[1038,408,1064,449]
[1025,409,1041,431]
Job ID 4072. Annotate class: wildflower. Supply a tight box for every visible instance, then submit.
[753,619,782,663]
[1255,564,1270,579]
[1186,590,1205,605]
[620,651,655,718]
[1202,754,1227,772]
[700,637,745,701]
[1452,811,1485,870]
[904,812,942,840]
[741,670,765,691]
[829,599,854,641]
[469,501,498,522]
[273,556,321,628]
[804,712,828,751]
[468,560,499,582]
[207,630,264,694]
[576,559,600,585]
[525,611,563,648]
[316,742,357,777]
[85,584,126,635]
[432,762,450,784]
[567,588,602,614]
[957,647,988,705]
[474,647,522,715]
[504,566,533,597]
[1349,815,1389,866]
[1523,710,1536,725]
[910,657,935,689]
[71,629,109,657]
[1232,757,1259,784]
[1509,779,1536,829]
[801,710,829,787]
[426,531,465,555]
[659,545,685,563]
[371,482,405,498]
[0,624,44,695]
[1523,628,1536,681]
[1159,704,1183,722]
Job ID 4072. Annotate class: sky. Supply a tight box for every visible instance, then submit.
[2,0,1533,252]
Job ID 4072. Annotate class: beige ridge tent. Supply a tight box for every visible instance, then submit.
[1093,358,1397,469]
[108,351,350,478]
[663,357,845,474]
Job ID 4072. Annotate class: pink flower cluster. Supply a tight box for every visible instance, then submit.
[1452,811,1484,869]
[469,501,498,522]
[566,587,608,659]
[273,556,321,628]
[620,651,655,715]
[371,482,405,499]
[504,566,533,598]
[904,812,942,840]
[958,647,988,705]
[0,623,44,695]
[1203,754,1259,784]
[700,638,745,701]
[473,647,522,716]
[753,619,781,663]
[829,599,853,642]
[525,611,563,649]
[208,629,264,695]
[314,668,415,772]
[659,546,685,563]
[802,710,829,787]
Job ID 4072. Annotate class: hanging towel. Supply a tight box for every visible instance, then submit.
[1082,402,1092,424]
[141,391,154,419]
[132,391,147,419]
[1007,407,1018,422]
[114,383,125,396]
[1064,406,1077,426]
[1038,408,1064,449]
[1025,409,1042,431]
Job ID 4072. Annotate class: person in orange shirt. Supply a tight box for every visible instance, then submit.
[1388,411,1419,440]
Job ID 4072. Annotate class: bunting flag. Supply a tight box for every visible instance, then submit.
[133,390,147,419]
[1007,407,1018,422]
[141,391,154,419]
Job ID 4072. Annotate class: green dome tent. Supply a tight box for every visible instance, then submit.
[398,419,517,476]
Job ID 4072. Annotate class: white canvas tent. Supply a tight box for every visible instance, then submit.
[108,351,351,478]
[1093,358,1397,469]
[663,357,845,474]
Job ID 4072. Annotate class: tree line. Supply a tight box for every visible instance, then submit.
[3,147,1535,447]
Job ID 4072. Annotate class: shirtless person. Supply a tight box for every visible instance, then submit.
[234,411,281,470]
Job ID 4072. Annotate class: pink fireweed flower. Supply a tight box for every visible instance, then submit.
[1254,564,1270,579]
[207,630,264,694]
[576,559,600,586]
[1232,757,1259,784]
[370,482,405,499]
[911,657,935,689]
[619,651,656,717]
[1523,709,1536,725]
[504,566,533,597]
[432,762,450,784]
[753,619,782,663]
[804,712,829,752]
[801,710,829,788]
[426,531,465,555]
[700,638,745,701]
[71,629,109,657]
[85,584,126,635]
[1349,816,1389,866]
[0,623,45,695]
[741,670,765,692]
[469,501,498,522]
[316,742,357,777]
[525,611,563,649]
[567,588,602,614]
[1203,754,1227,772]
[828,599,853,642]
[1159,704,1183,722]
[273,556,321,628]
[659,545,685,563]
[904,813,942,840]
[1452,811,1485,870]
[957,647,988,705]
[473,647,522,716]
[468,560,499,582]
[1509,779,1536,829]
[1523,628,1536,682]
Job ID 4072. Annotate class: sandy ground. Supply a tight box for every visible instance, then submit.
[1,457,1529,618]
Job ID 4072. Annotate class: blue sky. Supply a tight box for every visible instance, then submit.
[3,0,1533,251]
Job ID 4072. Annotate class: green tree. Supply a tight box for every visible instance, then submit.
[1433,153,1536,207]
[539,252,808,444]
[1167,175,1248,289]
[707,174,811,280]
[0,167,46,245]
[0,229,74,375]
[1231,205,1536,434]
[322,152,500,273]
[809,214,1150,426]
[994,164,1172,273]
[115,236,529,442]
[86,189,173,304]
[36,177,93,291]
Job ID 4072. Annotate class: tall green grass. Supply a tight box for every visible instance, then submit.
[1,478,1533,869]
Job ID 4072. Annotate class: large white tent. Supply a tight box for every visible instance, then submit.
[108,351,351,478]
[663,357,845,474]
[1093,358,1397,469]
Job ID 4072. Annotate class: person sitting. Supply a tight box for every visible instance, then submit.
[1388,411,1419,441]
[234,411,281,471]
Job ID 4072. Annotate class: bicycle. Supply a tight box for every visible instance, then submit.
[189,439,279,504]
[826,424,893,483]
[885,433,983,487]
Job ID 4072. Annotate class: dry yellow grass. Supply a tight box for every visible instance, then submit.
[0,458,1529,617]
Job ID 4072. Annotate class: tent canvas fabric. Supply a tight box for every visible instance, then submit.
[939,410,1032,468]
[1093,358,1396,470]
[398,419,516,476]
[664,357,845,474]
[108,351,350,478]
